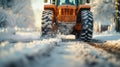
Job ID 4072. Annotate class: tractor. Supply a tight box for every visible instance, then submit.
[42,0,93,42]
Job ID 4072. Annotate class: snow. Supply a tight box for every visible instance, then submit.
[0,28,120,67]
[0,0,44,42]
[0,35,61,67]
[38,40,120,67]
[93,31,120,41]
[0,27,41,42]
[93,31,120,50]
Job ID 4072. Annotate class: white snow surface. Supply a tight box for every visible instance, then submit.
[0,34,62,67]
[38,41,120,67]
[0,33,120,67]
[0,29,120,67]
[0,27,41,42]
[93,31,120,42]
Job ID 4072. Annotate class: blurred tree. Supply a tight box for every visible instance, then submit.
[116,0,120,32]
[0,0,13,9]
[118,0,120,32]
[0,11,7,28]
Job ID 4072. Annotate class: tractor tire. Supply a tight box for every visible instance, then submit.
[76,10,93,42]
[41,10,53,36]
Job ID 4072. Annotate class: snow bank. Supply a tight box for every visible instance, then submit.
[0,27,41,42]
[93,31,120,41]
[0,32,41,42]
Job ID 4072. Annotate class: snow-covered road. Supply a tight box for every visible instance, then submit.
[0,33,120,67]
[38,37,120,67]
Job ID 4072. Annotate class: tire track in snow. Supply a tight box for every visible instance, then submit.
[0,35,120,67]
[88,41,120,60]
[38,38,120,67]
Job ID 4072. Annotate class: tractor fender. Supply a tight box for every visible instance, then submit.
[74,5,91,32]
[44,4,56,15]
[77,5,91,13]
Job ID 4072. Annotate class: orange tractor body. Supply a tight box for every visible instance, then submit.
[44,0,91,31]
[42,0,93,42]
